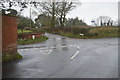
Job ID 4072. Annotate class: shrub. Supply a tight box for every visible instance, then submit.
[71,27,80,34]
[3,52,22,62]
[88,32,98,37]
[89,26,119,37]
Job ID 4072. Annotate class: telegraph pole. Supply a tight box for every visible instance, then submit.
[30,2,32,28]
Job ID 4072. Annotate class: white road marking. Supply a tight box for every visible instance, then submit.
[30,48,38,50]
[69,45,74,47]
[76,46,80,49]
[61,46,67,48]
[40,49,53,55]
[56,38,61,40]
[69,45,80,49]
[74,45,76,47]
[70,51,79,60]
[19,45,80,57]
[48,50,53,54]
[51,47,56,49]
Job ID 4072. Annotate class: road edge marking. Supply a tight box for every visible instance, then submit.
[70,51,79,60]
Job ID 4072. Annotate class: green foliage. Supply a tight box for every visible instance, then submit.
[7,9,17,16]
[3,52,22,62]
[2,9,5,15]
[2,9,17,17]
[43,26,119,39]
[17,29,33,34]
[59,31,88,39]
[89,27,119,37]
[55,26,90,36]
[79,28,91,35]
[71,27,80,34]
[66,17,87,27]
[18,16,34,29]
[18,36,48,45]
[30,28,44,33]
[35,14,51,27]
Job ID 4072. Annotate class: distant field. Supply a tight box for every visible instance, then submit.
[17,29,33,34]
[89,26,120,38]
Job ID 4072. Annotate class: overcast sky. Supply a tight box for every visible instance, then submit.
[22,0,119,25]
[66,0,119,25]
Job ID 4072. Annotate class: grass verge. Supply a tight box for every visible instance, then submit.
[43,26,120,39]
[18,36,49,45]
[59,31,89,39]
[18,29,33,34]
[3,52,22,62]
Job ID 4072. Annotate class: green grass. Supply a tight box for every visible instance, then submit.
[43,26,120,39]
[18,29,33,34]
[89,26,119,38]
[3,52,22,62]
[59,31,88,39]
[18,36,49,45]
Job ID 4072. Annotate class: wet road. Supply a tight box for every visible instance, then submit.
[3,33,118,78]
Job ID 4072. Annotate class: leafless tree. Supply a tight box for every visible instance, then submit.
[97,16,112,26]
[56,1,76,27]
[39,0,78,30]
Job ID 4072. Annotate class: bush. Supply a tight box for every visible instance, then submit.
[63,27,71,32]
[42,26,119,38]
[79,28,90,35]
[88,32,98,37]
[71,27,80,34]
[3,52,22,62]
[89,26,119,37]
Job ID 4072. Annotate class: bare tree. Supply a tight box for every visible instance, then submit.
[97,16,112,26]
[0,0,41,27]
[39,1,60,31]
[0,0,40,37]
[1,0,78,29]
[56,1,76,27]
[39,0,77,30]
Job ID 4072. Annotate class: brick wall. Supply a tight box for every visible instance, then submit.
[0,15,2,52]
[27,34,42,39]
[2,16,17,54]
[18,33,42,40]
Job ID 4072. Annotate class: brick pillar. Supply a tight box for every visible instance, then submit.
[2,16,22,62]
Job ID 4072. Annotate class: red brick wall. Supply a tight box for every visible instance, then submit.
[18,33,43,40]
[0,15,2,52]
[34,34,42,38]
[27,34,42,39]
[2,16,17,54]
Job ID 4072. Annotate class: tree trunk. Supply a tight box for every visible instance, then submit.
[100,20,103,26]
[62,13,66,27]
[51,2,55,32]
[59,17,63,27]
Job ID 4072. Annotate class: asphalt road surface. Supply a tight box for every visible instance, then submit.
[3,33,118,78]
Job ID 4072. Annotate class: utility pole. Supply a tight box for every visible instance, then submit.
[29,2,32,28]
